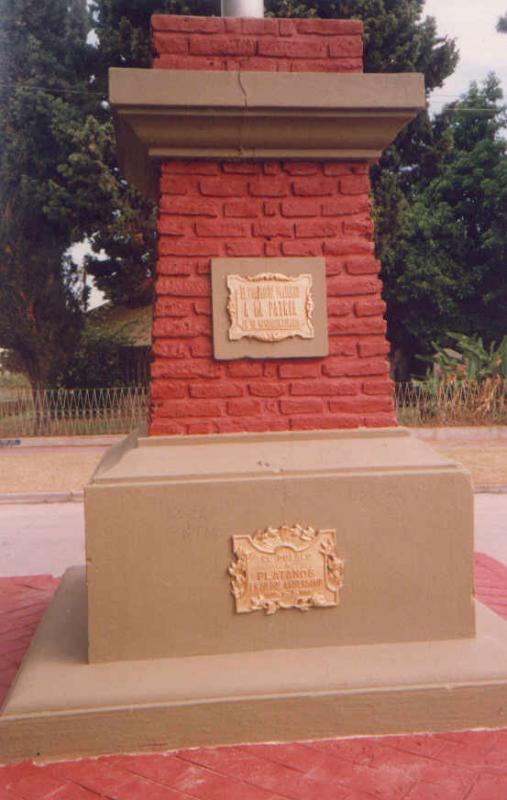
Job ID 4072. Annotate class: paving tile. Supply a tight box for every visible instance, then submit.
[378,734,447,759]
[2,553,507,799]
[171,764,276,800]
[307,755,415,800]
[436,730,502,752]
[108,754,275,800]
[239,743,329,773]
[433,740,497,769]
[44,783,103,800]
[47,760,134,795]
[106,775,192,799]
[177,747,349,800]
[305,739,381,768]
[1,771,66,800]
[404,780,473,800]
[466,773,507,799]
[104,754,198,787]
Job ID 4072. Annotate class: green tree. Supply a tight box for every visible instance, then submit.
[80,0,217,307]
[0,0,95,388]
[383,75,507,374]
[86,0,458,323]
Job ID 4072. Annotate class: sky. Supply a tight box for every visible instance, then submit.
[424,0,507,112]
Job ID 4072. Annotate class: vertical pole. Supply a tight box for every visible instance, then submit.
[221,0,264,17]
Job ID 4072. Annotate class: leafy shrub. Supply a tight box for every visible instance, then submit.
[56,326,131,389]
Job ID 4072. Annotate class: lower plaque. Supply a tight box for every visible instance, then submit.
[229,524,344,615]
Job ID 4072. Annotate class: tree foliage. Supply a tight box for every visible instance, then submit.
[9,0,505,388]
[56,324,131,388]
[0,0,95,387]
[426,333,507,382]
[87,0,458,370]
[383,75,507,376]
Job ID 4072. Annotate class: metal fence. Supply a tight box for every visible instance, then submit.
[394,379,507,427]
[1,381,505,439]
[0,387,149,437]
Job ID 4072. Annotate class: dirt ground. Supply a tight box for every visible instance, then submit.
[0,447,106,493]
[437,441,507,488]
[0,435,506,493]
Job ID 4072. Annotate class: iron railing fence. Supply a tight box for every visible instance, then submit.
[394,378,507,427]
[1,381,506,438]
[0,386,149,437]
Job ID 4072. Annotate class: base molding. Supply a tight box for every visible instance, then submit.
[2,567,507,764]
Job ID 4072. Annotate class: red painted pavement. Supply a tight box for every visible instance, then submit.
[1,553,507,798]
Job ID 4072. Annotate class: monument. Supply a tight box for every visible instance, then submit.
[2,0,507,764]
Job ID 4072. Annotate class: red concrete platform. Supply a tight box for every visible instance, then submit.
[1,553,507,799]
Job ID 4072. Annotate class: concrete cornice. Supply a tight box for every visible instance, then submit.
[109,68,426,199]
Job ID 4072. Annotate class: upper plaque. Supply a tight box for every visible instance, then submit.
[227,272,314,343]
[212,258,329,360]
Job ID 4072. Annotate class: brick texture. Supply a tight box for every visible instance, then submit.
[152,15,363,73]
[148,15,395,436]
[150,160,395,435]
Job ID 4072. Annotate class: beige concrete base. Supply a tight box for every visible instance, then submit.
[2,567,507,764]
[86,428,475,663]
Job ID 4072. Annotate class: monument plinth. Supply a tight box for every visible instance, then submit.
[2,10,507,764]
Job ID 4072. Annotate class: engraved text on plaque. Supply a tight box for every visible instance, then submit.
[229,525,344,615]
[227,273,314,343]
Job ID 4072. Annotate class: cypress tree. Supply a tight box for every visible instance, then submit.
[0,0,94,387]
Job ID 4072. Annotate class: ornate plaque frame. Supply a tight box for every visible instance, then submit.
[211,258,329,360]
[229,525,344,615]
[226,272,314,343]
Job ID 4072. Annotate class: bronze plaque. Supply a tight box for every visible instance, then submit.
[227,273,314,343]
[229,525,344,615]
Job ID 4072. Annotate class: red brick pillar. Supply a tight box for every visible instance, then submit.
[149,15,396,436]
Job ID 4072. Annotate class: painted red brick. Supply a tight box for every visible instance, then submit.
[152,16,364,73]
[152,318,210,339]
[340,174,371,195]
[281,199,321,217]
[223,200,259,217]
[295,220,339,238]
[189,383,244,399]
[322,196,370,216]
[253,219,293,237]
[358,339,391,358]
[227,399,262,416]
[292,178,337,197]
[346,255,380,274]
[329,317,386,335]
[155,299,191,316]
[189,35,256,57]
[363,378,394,395]
[149,16,395,435]
[328,36,363,57]
[257,38,327,59]
[151,381,187,400]
[195,220,251,238]
[291,380,359,396]
[249,383,286,398]
[225,240,264,257]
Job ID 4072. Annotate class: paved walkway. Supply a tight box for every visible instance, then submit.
[0,503,85,577]
[1,494,506,578]
[1,554,507,798]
